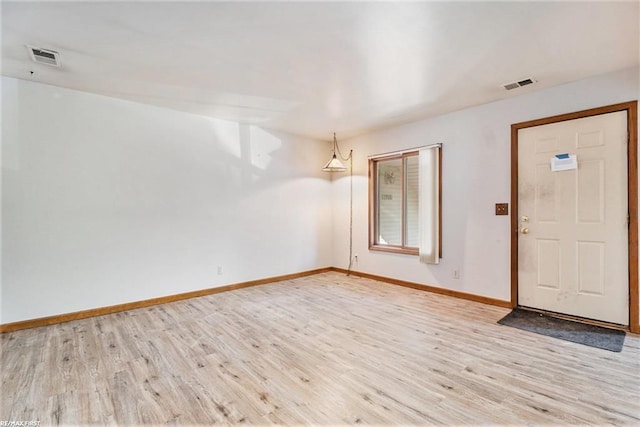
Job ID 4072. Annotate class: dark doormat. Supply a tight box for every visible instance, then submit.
[498,308,625,352]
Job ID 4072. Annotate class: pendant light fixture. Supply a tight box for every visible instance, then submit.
[322,133,355,276]
[322,132,351,172]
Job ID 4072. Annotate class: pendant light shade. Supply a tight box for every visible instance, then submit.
[322,132,349,172]
[322,153,347,172]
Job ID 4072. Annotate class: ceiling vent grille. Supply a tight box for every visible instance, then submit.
[27,46,61,67]
[503,77,536,91]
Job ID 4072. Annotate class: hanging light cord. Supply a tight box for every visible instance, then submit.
[347,153,353,276]
[334,133,351,162]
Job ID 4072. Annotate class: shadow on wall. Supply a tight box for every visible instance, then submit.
[212,121,279,189]
[209,120,326,192]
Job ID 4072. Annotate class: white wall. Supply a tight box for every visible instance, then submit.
[333,67,639,309]
[1,77,333,324]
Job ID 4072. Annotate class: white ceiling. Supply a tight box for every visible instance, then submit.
[2,1,638,141]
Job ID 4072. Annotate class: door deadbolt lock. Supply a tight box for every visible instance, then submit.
[521,215,529,222]
[520,227,529,234]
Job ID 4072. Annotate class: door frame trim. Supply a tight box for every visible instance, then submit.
[510,101,638,333]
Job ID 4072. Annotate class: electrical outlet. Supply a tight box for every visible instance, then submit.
[495,203,509,216]
[453,270,460,279]
[217,265,223,275]
[354,254,358,262]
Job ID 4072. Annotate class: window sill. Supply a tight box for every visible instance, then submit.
[369,245,419,256]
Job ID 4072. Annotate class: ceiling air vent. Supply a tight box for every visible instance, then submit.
[503,77,536,91]
[27,45,61,67]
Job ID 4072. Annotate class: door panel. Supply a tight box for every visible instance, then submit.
[576,159,604,223]
[518,111,628,325]
[536,239,560,289]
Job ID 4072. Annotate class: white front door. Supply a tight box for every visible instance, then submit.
[517,111,629,325]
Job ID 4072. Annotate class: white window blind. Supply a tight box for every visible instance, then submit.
[418,145,440,264]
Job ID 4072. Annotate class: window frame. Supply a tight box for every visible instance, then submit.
[368,148,442,257]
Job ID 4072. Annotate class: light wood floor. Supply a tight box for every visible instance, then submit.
[2,272,639,425]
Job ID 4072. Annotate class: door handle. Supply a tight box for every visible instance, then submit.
[520,227,529,234]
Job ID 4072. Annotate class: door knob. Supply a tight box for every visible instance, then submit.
[520,227,529,234]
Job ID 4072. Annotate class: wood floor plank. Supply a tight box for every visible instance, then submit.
[1,272,639,425]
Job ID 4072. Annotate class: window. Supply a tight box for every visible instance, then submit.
[369,146,441,263]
